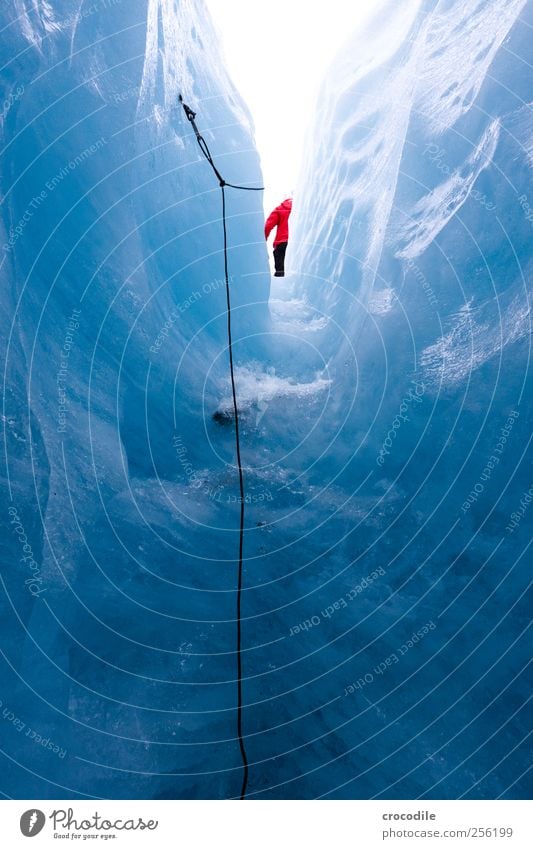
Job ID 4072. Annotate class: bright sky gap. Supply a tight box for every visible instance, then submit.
[206,0,381,215]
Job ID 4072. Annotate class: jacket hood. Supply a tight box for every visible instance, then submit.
[280,198,292,210]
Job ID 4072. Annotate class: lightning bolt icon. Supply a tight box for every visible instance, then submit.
[28,811,38,833]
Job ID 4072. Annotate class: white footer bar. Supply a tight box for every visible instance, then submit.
[1,800,530,848]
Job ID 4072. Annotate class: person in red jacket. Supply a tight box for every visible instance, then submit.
[264,197,292,277]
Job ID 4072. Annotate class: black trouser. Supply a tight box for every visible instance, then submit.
[273,241,288,276]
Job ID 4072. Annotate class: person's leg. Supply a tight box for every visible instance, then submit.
[273,242,288,277]
[273,244,283,276]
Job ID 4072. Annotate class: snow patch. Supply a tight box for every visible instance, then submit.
[417,0,526,134]
[270,298,329,332]
[421,289,531,387]
[217,364,330,416]
[506,102,533,165]
[395,119,501,260]
[368,287,396,315]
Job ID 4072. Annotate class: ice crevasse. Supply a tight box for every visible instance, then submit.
[0,0,531,799]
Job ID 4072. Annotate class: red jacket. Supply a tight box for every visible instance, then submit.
[264,198,292,246]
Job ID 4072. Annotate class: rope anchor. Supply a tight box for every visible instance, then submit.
[179,96,264,192]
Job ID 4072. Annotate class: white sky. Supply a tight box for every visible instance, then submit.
[206,0,380,216]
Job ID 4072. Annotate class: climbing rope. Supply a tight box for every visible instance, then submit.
[179,96,264,800]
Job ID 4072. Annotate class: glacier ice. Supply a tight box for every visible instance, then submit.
[1,0,531,800]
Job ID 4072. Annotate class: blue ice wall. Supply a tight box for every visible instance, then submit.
[1,0,269,799]
[253,0,532,799]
